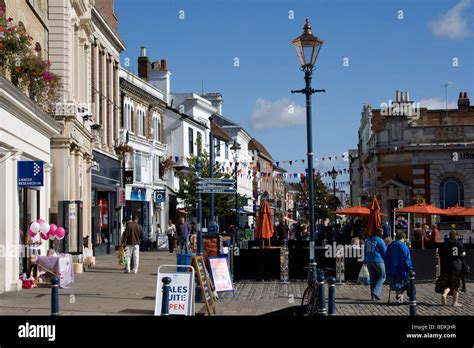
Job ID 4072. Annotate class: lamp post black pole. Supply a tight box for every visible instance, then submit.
[292,69,324,285]
[333,177,337,235]
[208,118,218,235]
[196,154,203,256]
[234,161,239,232]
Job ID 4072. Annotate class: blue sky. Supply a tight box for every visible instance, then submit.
[115,0,474,184]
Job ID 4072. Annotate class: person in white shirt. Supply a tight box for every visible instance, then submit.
[166,220,176,253]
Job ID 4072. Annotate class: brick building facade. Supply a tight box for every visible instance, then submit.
[350,90,474,233]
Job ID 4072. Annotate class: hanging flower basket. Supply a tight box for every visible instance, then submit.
[115,143,134,155]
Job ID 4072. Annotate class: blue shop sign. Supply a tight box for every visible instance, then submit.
[130,187,147,201]
[153,190,166,203]
[18,161,44,187]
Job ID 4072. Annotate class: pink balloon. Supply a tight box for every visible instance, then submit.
[28,229,36,238]
[49,224,58,235]
[55,227,65,240]
[40,232,49,240]
[37,219,45,224]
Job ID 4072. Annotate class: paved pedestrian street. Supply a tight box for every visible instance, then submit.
[0,251,471,316]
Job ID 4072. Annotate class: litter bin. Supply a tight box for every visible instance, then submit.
[176,253,194,272]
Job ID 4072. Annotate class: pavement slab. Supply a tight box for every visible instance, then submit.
[0,251,472,316]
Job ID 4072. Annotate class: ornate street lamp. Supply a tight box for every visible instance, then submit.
[291,18,325,285]
[230,139,241,236]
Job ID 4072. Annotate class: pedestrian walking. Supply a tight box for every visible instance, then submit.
[364,227,387,301]
[385,232,413,303]
[177,217,191,254]
[121,216,144,274]
[166,220,176,253]
[435,230,466,306]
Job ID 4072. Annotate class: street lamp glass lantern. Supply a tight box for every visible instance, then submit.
[230,139,241,162]
[330,166,338,180]
[292,18,324,69]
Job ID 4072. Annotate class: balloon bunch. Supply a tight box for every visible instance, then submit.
[28,219,65,241]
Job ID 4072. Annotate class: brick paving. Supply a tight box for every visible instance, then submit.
[0,251,472,316]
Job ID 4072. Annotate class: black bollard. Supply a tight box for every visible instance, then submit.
[317,271,327,316]
[409,270,417,316]
[327,276,336,316]
[161,277,172,316]
[51,276,59,316]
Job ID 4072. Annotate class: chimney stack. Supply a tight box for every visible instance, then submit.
[160,59,167,71]
[458,92,470,111]
[138,46,151,81]
[149,58,171,104]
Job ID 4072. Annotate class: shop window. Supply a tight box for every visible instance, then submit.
[18,188,40,274]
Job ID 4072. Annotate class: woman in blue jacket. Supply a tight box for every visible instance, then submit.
[385,232,413,303]
[364,227,387,301]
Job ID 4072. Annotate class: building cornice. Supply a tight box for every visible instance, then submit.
[92,7,126,52]
[0,77,63,137]
[120,78,166,110]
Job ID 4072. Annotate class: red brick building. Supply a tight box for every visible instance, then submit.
[350,90,474,235]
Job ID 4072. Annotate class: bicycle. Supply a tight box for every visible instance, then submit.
[301,267,334,316]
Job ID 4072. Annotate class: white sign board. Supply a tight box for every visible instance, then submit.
[156,234,168,250]
[208,257,234,293]
[155,265,194,316]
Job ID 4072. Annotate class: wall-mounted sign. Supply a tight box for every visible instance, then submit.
[153,190,166,203]
[124,170,134,184]
[117,187,125,207]
[17,161,44,187]
[130,187,147,202]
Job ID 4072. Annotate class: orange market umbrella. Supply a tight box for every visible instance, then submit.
[394,203,447,249]
[334,206,370,216]
[255,201,274,245]
[444,206,466,216]
[455,207,474,216]
[395,203,448,215]
[366,196,382,237]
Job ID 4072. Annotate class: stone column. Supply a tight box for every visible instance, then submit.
[114,60,120,149]
[93,40,100,124]
[69,146,76,200]
[107,55,114,151]
[101,48,108,149]
[0,149,22,293]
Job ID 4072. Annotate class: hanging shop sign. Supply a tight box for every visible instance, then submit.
[153,190,166,203]
[17,161,44,187]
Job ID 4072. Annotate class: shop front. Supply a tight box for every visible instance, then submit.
[91,150,121,255]
[0,76,60,293]
[125,186,152,242]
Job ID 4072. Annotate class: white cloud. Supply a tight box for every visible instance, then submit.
[250,98,306,130]
[429,0,472,39]
[418,98,457,109]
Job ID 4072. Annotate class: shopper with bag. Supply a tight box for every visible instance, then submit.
[120,216,144,274]
[436,230,466,306]
[364,227,387,301]
[385,232,413,303]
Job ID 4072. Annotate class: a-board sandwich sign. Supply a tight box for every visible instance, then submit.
[155,265,195,316]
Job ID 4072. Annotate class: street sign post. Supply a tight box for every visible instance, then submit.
[195,178,237,194]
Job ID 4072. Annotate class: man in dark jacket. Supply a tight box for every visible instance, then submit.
[177,217,191,253]
[121,216,144,274]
